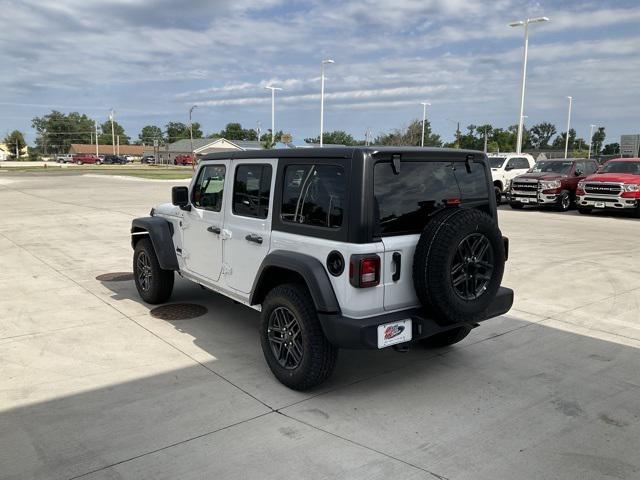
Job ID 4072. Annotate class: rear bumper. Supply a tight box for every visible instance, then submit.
[318,286,514,349]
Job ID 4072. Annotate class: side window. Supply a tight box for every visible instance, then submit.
[516,158,530,169]
[192,164,226,212]
[506,158,517,169]
[281,164,345,229]
[233,164,272,218]
[585,161,598,175]
[574,161,585,176]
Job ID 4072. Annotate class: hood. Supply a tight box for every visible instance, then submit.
[515,172,567,181]
[583,173,640,184]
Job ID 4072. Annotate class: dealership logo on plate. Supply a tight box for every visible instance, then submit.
[384,324,405,340]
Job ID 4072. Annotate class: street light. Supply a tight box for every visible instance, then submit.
[509,16,550,154]
[265,85,283,145]
[420,102,431,147]
[189,105,197,161]
[588,124,596,159]
[320,59,334,147]
[564,96,572,159]
[109,109,116,155]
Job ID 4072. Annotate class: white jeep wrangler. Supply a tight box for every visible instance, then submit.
[131,148,513,390]
[488,153,535,204]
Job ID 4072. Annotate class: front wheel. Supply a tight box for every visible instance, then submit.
[260,284,337,391]
[557,190,571,212]
[133,238,174,304]
[96,160,102,165]
[76,160,83,165]
[494,186,502,205]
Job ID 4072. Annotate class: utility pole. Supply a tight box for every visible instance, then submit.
[189,105,197,160]
[588,124,596,159]
[117,135,120,156]
[564,96,572,159]
[484,130,488,153]
[320,59,334,147]
[420,102,431,147]
[95,122,99,157]
[256,121,261,143]
[109,109,116,154]
[265,86,282,145]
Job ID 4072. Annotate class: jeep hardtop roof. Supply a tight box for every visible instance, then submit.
[200,147,484,162]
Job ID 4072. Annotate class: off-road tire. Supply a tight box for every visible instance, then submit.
[494,186,502,205]
[509,202,524,210]
[420,325,472,348]
[260,283,337,391]
[557,190,571,212]
[413,208,505,326]
[133,238,174,304]
[578,207,592,215]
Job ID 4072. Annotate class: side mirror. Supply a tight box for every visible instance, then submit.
[172,186,191,211]
[574,171,583,177]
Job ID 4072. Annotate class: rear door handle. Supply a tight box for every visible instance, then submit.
[245,234,263,244]
[392,252,401,282]
[207,226,221,234]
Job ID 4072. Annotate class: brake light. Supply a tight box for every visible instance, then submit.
[349,255,380,288]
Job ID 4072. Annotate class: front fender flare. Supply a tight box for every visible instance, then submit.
[131,217,179,271]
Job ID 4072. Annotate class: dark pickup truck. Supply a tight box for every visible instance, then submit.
[508,158,599,211]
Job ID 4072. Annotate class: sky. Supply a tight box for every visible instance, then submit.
[1,0,639,146]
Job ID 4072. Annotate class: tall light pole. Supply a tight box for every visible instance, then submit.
[95,121,99,157]
[420,102,431,147]
[564,96,572,159]
[189,105,197,159]
[588,124,596,159]
[109,109,116,154]
[265,85,282,145]
[320,59,334,147]
[509,16,550,154]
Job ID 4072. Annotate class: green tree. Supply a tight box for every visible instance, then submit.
[260,130,283,148]
[602,143,619,155]
[218,122,256,141]
[98,120,130,145]
[3,130,27,159]
[552,128,577,150]
[529,122,557,149]
[375,119,442,147]
[31,111,95,154]
[165,121,202,142]
[138,125,164,144]
[591,127,606,155]
[305,130,358,146]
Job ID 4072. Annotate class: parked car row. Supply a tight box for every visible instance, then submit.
[505,157,640,217]
[56,154,133,165]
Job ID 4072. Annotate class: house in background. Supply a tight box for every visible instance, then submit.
[0,143,28,160]
[160,138,262,163]
[68,144,145,158]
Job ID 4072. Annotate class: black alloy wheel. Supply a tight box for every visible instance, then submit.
[136,251,153,292]
[267,306,304,369]
[450,233,495,301]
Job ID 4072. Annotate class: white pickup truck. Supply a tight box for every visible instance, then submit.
[487,153,535,204]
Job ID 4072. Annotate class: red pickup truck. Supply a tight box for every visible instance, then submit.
[576,158,640,217]
[73,154,100,165]
[174,154,195,166]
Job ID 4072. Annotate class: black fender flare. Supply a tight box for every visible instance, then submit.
[131,217,179,271]
[250,251,340,314]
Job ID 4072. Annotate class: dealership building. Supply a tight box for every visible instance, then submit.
[620,135,640,157]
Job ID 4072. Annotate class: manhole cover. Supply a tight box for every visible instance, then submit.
[150,303,208,320]
[96,272,134,282]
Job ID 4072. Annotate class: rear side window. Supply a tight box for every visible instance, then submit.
[192,164,226,212]
[374,160,489,236]
[281,164,345,229]
[233,164,272,218]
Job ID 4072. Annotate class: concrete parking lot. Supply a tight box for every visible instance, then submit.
[1,173,639,480]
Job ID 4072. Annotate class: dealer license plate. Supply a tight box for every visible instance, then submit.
[595,202,605,208]
[521,198,530,203]
[377,319,412,349]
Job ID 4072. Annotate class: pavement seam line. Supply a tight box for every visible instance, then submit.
[0,229,274,411]
[66,411,273,480]
[276,411,450,480]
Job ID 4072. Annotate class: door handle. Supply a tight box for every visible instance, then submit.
[245,234,263,244]
[392,252,401,282]
[207,226,221,234]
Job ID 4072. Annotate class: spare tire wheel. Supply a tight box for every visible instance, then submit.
[412,208,505,326]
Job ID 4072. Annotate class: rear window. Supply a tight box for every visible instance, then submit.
[374,160,489,236]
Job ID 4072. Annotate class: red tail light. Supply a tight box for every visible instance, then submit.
[349,255,380,288]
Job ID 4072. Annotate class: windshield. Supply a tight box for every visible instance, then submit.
[488,157,506,168]
[530,161,573,174]
[599,161,640,175]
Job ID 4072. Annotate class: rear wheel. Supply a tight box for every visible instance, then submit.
[260,284,337,390]
[509,202,524,210]
[133,238,174,304]
[413,208,505,326]
[494,186,502,205]
[76,160,83,165]
[420,326,472,348]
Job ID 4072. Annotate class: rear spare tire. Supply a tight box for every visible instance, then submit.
[412,208,505,326]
